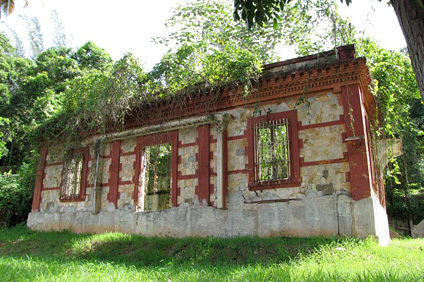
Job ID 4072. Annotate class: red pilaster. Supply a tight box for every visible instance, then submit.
[342,85,372,200]
[108,140,121,208]
[32,144,47,211]
[222,128,228,209]
[170,131,179,207]
[197,125,211,205]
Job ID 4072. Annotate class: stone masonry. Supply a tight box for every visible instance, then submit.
[28,45,391,244]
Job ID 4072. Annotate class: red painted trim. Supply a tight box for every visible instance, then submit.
[298,115,344,130]
[42,187,61,191]
[246,118,255,184]
[222,129,228,209]
[171,131,179,207]
[228,169,250,174]
[197,125,210,205]
[32,144,47,212]
[342,85,371,200]
[118,180,133,185]
[227,134,247,141]
[178,172,197,179]
[108,140,121,208]
[120,151,136,156]
[298,139,304,149]
[45,161,64,167]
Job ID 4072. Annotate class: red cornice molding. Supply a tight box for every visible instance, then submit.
[122,58,373,131]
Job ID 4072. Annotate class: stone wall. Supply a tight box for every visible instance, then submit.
[28,88,390,243]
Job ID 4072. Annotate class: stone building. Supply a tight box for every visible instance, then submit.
[27,45,391,244]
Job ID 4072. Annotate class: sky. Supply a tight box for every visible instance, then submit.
[0,0,407,70]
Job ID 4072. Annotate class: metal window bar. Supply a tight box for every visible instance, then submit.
[61,153,83,199]
[254,118,290,183]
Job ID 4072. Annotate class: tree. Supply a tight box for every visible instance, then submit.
[234,0,424,102]
[0,0,27,18]
[149,0,339,96]
[72,41,112,71]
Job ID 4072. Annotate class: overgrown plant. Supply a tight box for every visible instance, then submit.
[0,158,36,227]
[36,0,347,143]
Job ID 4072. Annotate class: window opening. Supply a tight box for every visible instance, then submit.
[141,144,172,211]
[61,152,84,200]
[253,118,290,183]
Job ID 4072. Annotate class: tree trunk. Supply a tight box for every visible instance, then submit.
[391,0,424,102]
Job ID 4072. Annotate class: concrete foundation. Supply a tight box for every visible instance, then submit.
[28,195,390,244]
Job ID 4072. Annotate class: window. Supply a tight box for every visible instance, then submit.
[141,144,172,211]
[134,131,178,210]
[60,149,88,201]
[253,118,290,182]
[248,110,300,189]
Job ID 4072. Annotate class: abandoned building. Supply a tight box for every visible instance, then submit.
[27,45,391,244]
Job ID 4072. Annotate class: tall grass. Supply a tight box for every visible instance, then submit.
[0,226,423,281]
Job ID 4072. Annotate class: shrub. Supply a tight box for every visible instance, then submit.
[0,158,36,227]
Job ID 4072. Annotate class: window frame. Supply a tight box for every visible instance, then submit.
[140,143,173,212]
[60,148,89,202]
[134,131,179,209]
[247,110,300,190]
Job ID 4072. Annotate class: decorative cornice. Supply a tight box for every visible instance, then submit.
[122,56,373,131]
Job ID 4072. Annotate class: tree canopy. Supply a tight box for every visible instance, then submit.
[233,0,424,102]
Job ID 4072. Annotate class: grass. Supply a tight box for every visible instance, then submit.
[0,226,423,281]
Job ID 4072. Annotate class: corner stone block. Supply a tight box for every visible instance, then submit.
[352,197,390,245]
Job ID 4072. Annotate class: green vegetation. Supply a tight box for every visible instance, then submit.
[0,227,423,281]
[0,0,423,230]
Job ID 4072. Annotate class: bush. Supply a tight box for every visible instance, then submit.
[0,159,36,227]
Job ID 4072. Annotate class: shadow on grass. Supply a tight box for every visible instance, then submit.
[1,227,423,281]
[0,225,350,268]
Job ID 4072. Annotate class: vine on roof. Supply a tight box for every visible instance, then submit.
[35,0,339,144]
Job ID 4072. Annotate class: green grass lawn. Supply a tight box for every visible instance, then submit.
[0,226,423,281]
